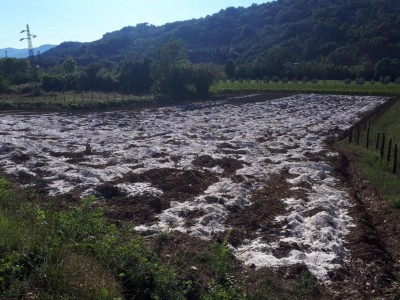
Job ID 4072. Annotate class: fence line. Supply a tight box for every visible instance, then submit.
[0,91,156,109]
[348,97,399,174]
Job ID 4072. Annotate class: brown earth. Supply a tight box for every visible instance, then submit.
[325,150,400,299]
[101,168,219,224]
[3,93,400,299]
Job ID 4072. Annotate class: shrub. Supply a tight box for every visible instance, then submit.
[389,196,400,209]
[395,77,400,84]
[380,75,392,84]
[302,76,308,83]
[311,78,318,84]
[383,76,392,84]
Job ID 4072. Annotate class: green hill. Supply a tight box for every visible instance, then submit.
[40,0,400,78]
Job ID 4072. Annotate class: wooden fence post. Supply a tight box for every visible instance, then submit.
[387,138,392,162]
[366,128,370,149]
[348,126,353,143]
[380,133,386,159]
[376,133,380,150]
[394,144,398,174]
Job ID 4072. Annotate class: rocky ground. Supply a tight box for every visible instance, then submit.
[1,93,399,298]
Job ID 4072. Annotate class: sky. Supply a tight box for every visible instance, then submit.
[0,0,269,49]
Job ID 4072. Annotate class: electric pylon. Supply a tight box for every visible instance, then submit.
[20,24,39,87]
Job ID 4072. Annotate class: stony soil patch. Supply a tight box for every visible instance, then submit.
[0,94,387,284]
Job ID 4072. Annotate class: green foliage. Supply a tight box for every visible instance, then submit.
[57,196,118,250]
[211,79,400,96]
[62,57,77,73]
[193,63,224,96]
[211,236,234,281]
[202,280,244,300]
[152,39,193,96]
[0,177,194,299]
[118,58,153,93]
[295,271,319,296]
[342,100,400,209]
[0,76,9,93]
[225,60,235,79]
[41,75,66,91]
[33,0,400,83]
[0,58,30,85]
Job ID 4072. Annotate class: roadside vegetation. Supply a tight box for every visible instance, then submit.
[0,176,321,299]
[338,99,400,209]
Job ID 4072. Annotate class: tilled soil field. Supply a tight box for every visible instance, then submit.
[1,93,399,298]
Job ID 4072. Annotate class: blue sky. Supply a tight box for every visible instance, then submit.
[0,0,269,49]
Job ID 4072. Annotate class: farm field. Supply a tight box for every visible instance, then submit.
[1,93,399,298]
[211,80,400,97]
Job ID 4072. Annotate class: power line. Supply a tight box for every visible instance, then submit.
[20,24,39,87]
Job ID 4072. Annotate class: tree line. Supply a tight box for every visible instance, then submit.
[0,40,224,97]
[1,43,399,97]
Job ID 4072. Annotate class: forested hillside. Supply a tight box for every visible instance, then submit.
[40,0,400,79]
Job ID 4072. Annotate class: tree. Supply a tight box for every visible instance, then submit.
[63,57,77,74]
[192,63,224,96]
[258,46,292,77]
[41,75,66,91]
[0,75,9,92]
[118,58,153,94]
[151,40,192,96]
[225,60,235,79]
[374,57,400,80]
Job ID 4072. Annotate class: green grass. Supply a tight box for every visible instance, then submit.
[340,99,400,209]
[211,80,400,96]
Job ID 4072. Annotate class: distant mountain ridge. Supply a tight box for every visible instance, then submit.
[1,44,56,59]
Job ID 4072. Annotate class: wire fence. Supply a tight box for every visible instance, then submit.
[0,91,156,109]
[348,97,399,174]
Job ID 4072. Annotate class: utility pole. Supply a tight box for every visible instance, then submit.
[20,24,39,88]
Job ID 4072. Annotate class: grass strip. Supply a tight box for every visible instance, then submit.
[211,80,400,96]
[339,99,400,208]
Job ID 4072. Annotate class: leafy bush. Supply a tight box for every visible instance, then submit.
[380,75,392,84]
[389,196,400,209]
